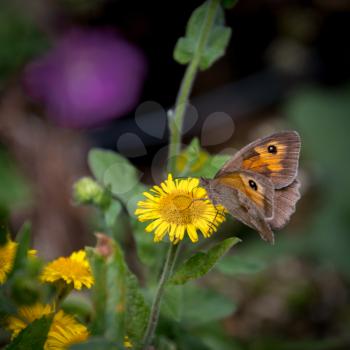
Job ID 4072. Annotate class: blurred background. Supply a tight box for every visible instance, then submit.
[1,0,350,349]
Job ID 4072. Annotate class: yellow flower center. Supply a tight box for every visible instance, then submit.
[172,194,193,210]
[159,192,206,225]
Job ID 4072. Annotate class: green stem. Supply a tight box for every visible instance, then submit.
[168,0,221,174]
[141,243,180,349]
[142,1,221,349]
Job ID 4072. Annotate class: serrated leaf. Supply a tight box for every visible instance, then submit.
[169,237,240,285]
[5,315,52,350]
[181,285,236,326]
[125,272,150,344]
[216,255,266,275]
[173,1,231,70]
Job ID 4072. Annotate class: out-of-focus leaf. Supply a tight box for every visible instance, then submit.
[61,294,92,322]
[222,0,239,9]
[0,4,48,81]
[0,287,16,320]
[10,274,41,305]
[157,336,177,350]
[104,200,122,228]
[132,220,164,269]
[181,285,236,327]
[216,254,266,275]
[87,248,107,336]
[88,149,141,207]
[105,243,126,342]
[125,272,150,345]
[176,138,209,177]
[88,149,160,268]
[169,237,240,285]
[5,316,52,350]
[0,205,8,245]
[10,222,31,276]
[161,285,183,322]
[192,322,243,350]
[243,336,350,350]
[174,1,231,70]
[69,337,122,350]
[0,150,31,208]
[199,154,231,178]
[199,25,231,70]
[284,86,350,277]
[176,138,231,178]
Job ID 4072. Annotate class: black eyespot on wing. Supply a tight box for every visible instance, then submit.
[249,180,258,191]
[268,145,277,154]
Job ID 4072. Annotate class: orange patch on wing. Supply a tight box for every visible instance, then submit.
[217,174,265,208]
[243,142,287,175]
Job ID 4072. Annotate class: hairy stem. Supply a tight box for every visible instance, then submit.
[141,243,180,349]
[167,0,221,174]
[142,1,221,349]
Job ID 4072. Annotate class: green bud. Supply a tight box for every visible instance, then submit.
[73,177,111,209]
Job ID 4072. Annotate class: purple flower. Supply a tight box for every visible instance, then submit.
[24,28,147,128]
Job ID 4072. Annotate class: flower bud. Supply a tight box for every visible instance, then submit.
[73,177,110,209]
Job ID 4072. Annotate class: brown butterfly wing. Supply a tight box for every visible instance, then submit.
[200,172,275,244]
[268,180,301,230]
[216,131,301,189]
[215,170,275,219]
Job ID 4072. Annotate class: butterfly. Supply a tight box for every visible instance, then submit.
[199,131,301,244]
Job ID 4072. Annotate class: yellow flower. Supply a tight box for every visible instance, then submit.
[135,174,225,243]
[124,335,132,348]
[0,239,17,284]
[40,250,94,290]
[7,304,89,349]
[176,149,209,174]
[46,310,89,349]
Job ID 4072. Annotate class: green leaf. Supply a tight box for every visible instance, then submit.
[88,148,168,269]
[199,154,231,178]
[132,219,164,268]
[88,149,141,208]
[5,315,52,350]
[199,26,231,70]
[174,1,232,70]
[181,285,236,326]
[10,222,31,276]
[0,206,8,245]
[216,254,266,275]
[222,0,239,9]
[105,243,126,342]
[176,138,231,178]
[161,285,183,321]
[125,272,150,344]
[169,237,240,285]
[69,337,122,350]
[104,200,123,228]
[87,248,107,336]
